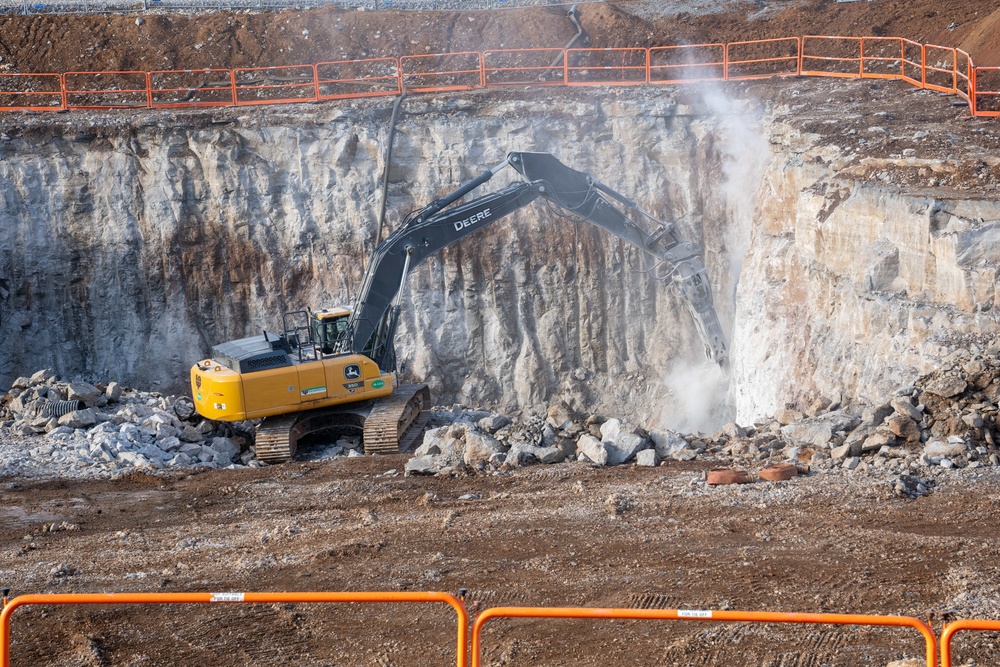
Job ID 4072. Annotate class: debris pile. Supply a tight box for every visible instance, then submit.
[405,345,1000,498]
[0,343,996,487]
[0,369,257,477]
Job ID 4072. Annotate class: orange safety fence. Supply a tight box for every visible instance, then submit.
[801,36,864,78]
[469,606,938,667]
[401,52,483,92]
[0,73,63,111]
[901,38,926,87]
[924,44,959,94]
[565,47,649,86]
[316,57,401,100]
[649,43,726,84]
[0,35,997,117]
[955,49,973,106]
[63,70,150,109]
[0,591,470,667]
[233,64,318,106]
[941,619,1000,666]
[483,48,566,87]
[861,36,906,80]
[726,37,800,80]
[975,67,1000,116]
[149,68,235,108]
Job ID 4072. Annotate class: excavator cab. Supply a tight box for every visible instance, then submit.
[310,308,351,355]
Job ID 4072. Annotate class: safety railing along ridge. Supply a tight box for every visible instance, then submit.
[4,589,997,666]
[0,35,996,117]
[0,589,1000,667]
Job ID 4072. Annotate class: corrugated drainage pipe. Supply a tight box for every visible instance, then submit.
[32,400,85,418]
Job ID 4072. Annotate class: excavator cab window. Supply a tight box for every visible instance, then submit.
[312,314,349,355]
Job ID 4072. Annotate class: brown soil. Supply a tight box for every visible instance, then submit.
[4,459,1000,666]
[0,0,998,75]
[2,3,1000,665]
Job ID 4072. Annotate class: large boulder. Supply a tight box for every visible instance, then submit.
[66,382,103,407]
[208,436,241,464]
[886,414,921,442]
[577,434,608,466]
[650,428,689,459]
[415,424,466,461]
[405,455,440,475]
[30,369,56,385]
[463,431,506,468]
[600,418,649,465]
[57,408,98,430]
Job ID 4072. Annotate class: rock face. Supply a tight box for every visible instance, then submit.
[0,86,997,427]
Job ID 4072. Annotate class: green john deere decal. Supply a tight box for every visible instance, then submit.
[301,386,326,396]
[371,379,386,389]
[196,392,203,401]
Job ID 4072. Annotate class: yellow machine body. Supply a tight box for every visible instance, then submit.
[191,353,394,422]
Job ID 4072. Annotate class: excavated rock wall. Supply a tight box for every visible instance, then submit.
[1,86,997,427]
[732,122,1000,422]
[0,90,744,423]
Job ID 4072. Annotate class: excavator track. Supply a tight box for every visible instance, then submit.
[363,383,431,455]
[254,414,301,464]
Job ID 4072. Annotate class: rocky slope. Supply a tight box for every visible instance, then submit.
[0,80,998,432]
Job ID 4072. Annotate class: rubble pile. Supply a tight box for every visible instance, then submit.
[0,344,997,487]
[0,369,258,477]
[406,345,1000,499]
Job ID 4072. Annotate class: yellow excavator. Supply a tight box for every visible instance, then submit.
[190,151,728,463]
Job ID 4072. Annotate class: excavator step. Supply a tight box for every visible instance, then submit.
[363,383,430,455]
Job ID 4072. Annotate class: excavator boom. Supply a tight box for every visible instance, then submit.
[347,151,728,369]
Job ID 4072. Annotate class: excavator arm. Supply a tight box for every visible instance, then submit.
[346,151,729,370]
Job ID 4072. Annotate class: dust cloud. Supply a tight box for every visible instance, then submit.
[658,84,768,433]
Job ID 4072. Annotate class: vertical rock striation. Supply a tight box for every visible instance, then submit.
[1,85,997,427]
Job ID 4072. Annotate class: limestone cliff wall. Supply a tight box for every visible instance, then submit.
[1,87,997,428]
[731,121,1000,422]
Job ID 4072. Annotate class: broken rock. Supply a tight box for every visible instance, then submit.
[577,434,608,466]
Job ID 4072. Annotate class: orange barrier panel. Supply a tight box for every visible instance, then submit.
[483,48,566,87]
[901,38,926,87]
[149,69,234,108]
[861,36,905,79]
[470,606,937,667]
[565,47,649,86]
[801,36,862,78]
[0,73,64,111]
[975,66,1000,117]
[0,35,998,117]
[941,619,1000,666]
[954,49,973,106]
[726,37,800,80]
[401,52,483,92]
[649,44,726,84]
[924,44,958,94]
[63,71,150,109]
[316,58,400,100]
[0,591,469,667]
[233,64,317,106]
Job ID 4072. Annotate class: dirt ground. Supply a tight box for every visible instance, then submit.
[0,0,998,75]
[3,455,1000,666]
[3,2,1000,665]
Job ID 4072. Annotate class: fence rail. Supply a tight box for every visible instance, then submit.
[0,34,994,117]
[8,589,1000,665]
[470,606,938,667]
[0,591,470,667]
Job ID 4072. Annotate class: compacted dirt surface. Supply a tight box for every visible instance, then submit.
[3,2,1000,665]
[4,457,1000,666]
[0,0,998,75]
